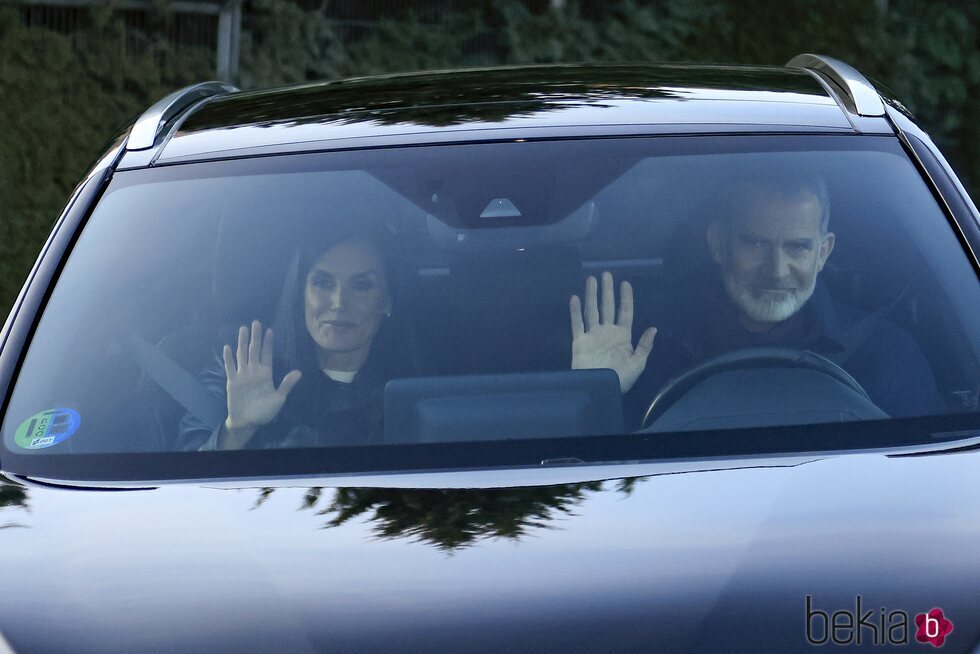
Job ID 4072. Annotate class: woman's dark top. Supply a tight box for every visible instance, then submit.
[177,328,411,451]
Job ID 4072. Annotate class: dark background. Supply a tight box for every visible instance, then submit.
[0,0,976,321]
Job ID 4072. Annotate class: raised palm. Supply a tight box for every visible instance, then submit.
[223,320,302,431]
[570,272,657,393]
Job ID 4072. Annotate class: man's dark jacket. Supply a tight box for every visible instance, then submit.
[624,278,944,428]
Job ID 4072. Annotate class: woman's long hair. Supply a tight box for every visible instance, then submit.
[270,218,401,380]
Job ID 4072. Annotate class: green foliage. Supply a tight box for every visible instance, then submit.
[882,1,980,179]
[239,0,347,87]
[493,0,724,64]
[0,0,976,319]
[341,10,497,75]
[0,6,212,315]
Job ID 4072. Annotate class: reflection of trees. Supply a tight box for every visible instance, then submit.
[254,477,646,552]
[184,65,819,132]
[0,484,29,530]
[321,484,604,551]
[0,485,28,509]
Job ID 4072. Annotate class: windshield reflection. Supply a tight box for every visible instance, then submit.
[253,478,646,552]
[183,66,822,131]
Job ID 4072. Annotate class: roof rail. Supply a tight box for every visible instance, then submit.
[127,81,238,151]
[786,54,884,118]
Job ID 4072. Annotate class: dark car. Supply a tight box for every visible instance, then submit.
[1,55,979,652]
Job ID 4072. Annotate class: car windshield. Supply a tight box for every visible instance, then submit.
[3,135,980,481]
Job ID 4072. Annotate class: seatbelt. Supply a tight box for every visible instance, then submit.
[128,333,226,431]
[827,287,909,367]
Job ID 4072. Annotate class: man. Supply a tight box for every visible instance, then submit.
[570,175,944,427]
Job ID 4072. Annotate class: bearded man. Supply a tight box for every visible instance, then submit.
[570,175,944,427]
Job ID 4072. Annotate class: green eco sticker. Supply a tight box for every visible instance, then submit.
[14,408,81,449]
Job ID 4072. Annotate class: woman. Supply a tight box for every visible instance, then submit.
[179,220,409,450]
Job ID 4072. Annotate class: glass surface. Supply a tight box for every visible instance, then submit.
[3,135,979,478]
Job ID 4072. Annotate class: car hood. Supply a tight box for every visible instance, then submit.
[1,450,979,653]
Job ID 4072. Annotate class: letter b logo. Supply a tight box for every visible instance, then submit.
[915,608,953,648]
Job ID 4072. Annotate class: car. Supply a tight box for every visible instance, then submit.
[1,54,979,652]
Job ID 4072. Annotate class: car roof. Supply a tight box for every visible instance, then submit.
[119,62,895,168]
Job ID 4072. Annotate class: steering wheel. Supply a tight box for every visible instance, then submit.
[640,346,872,430]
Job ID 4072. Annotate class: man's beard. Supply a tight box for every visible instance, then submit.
[723,275,816,324]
